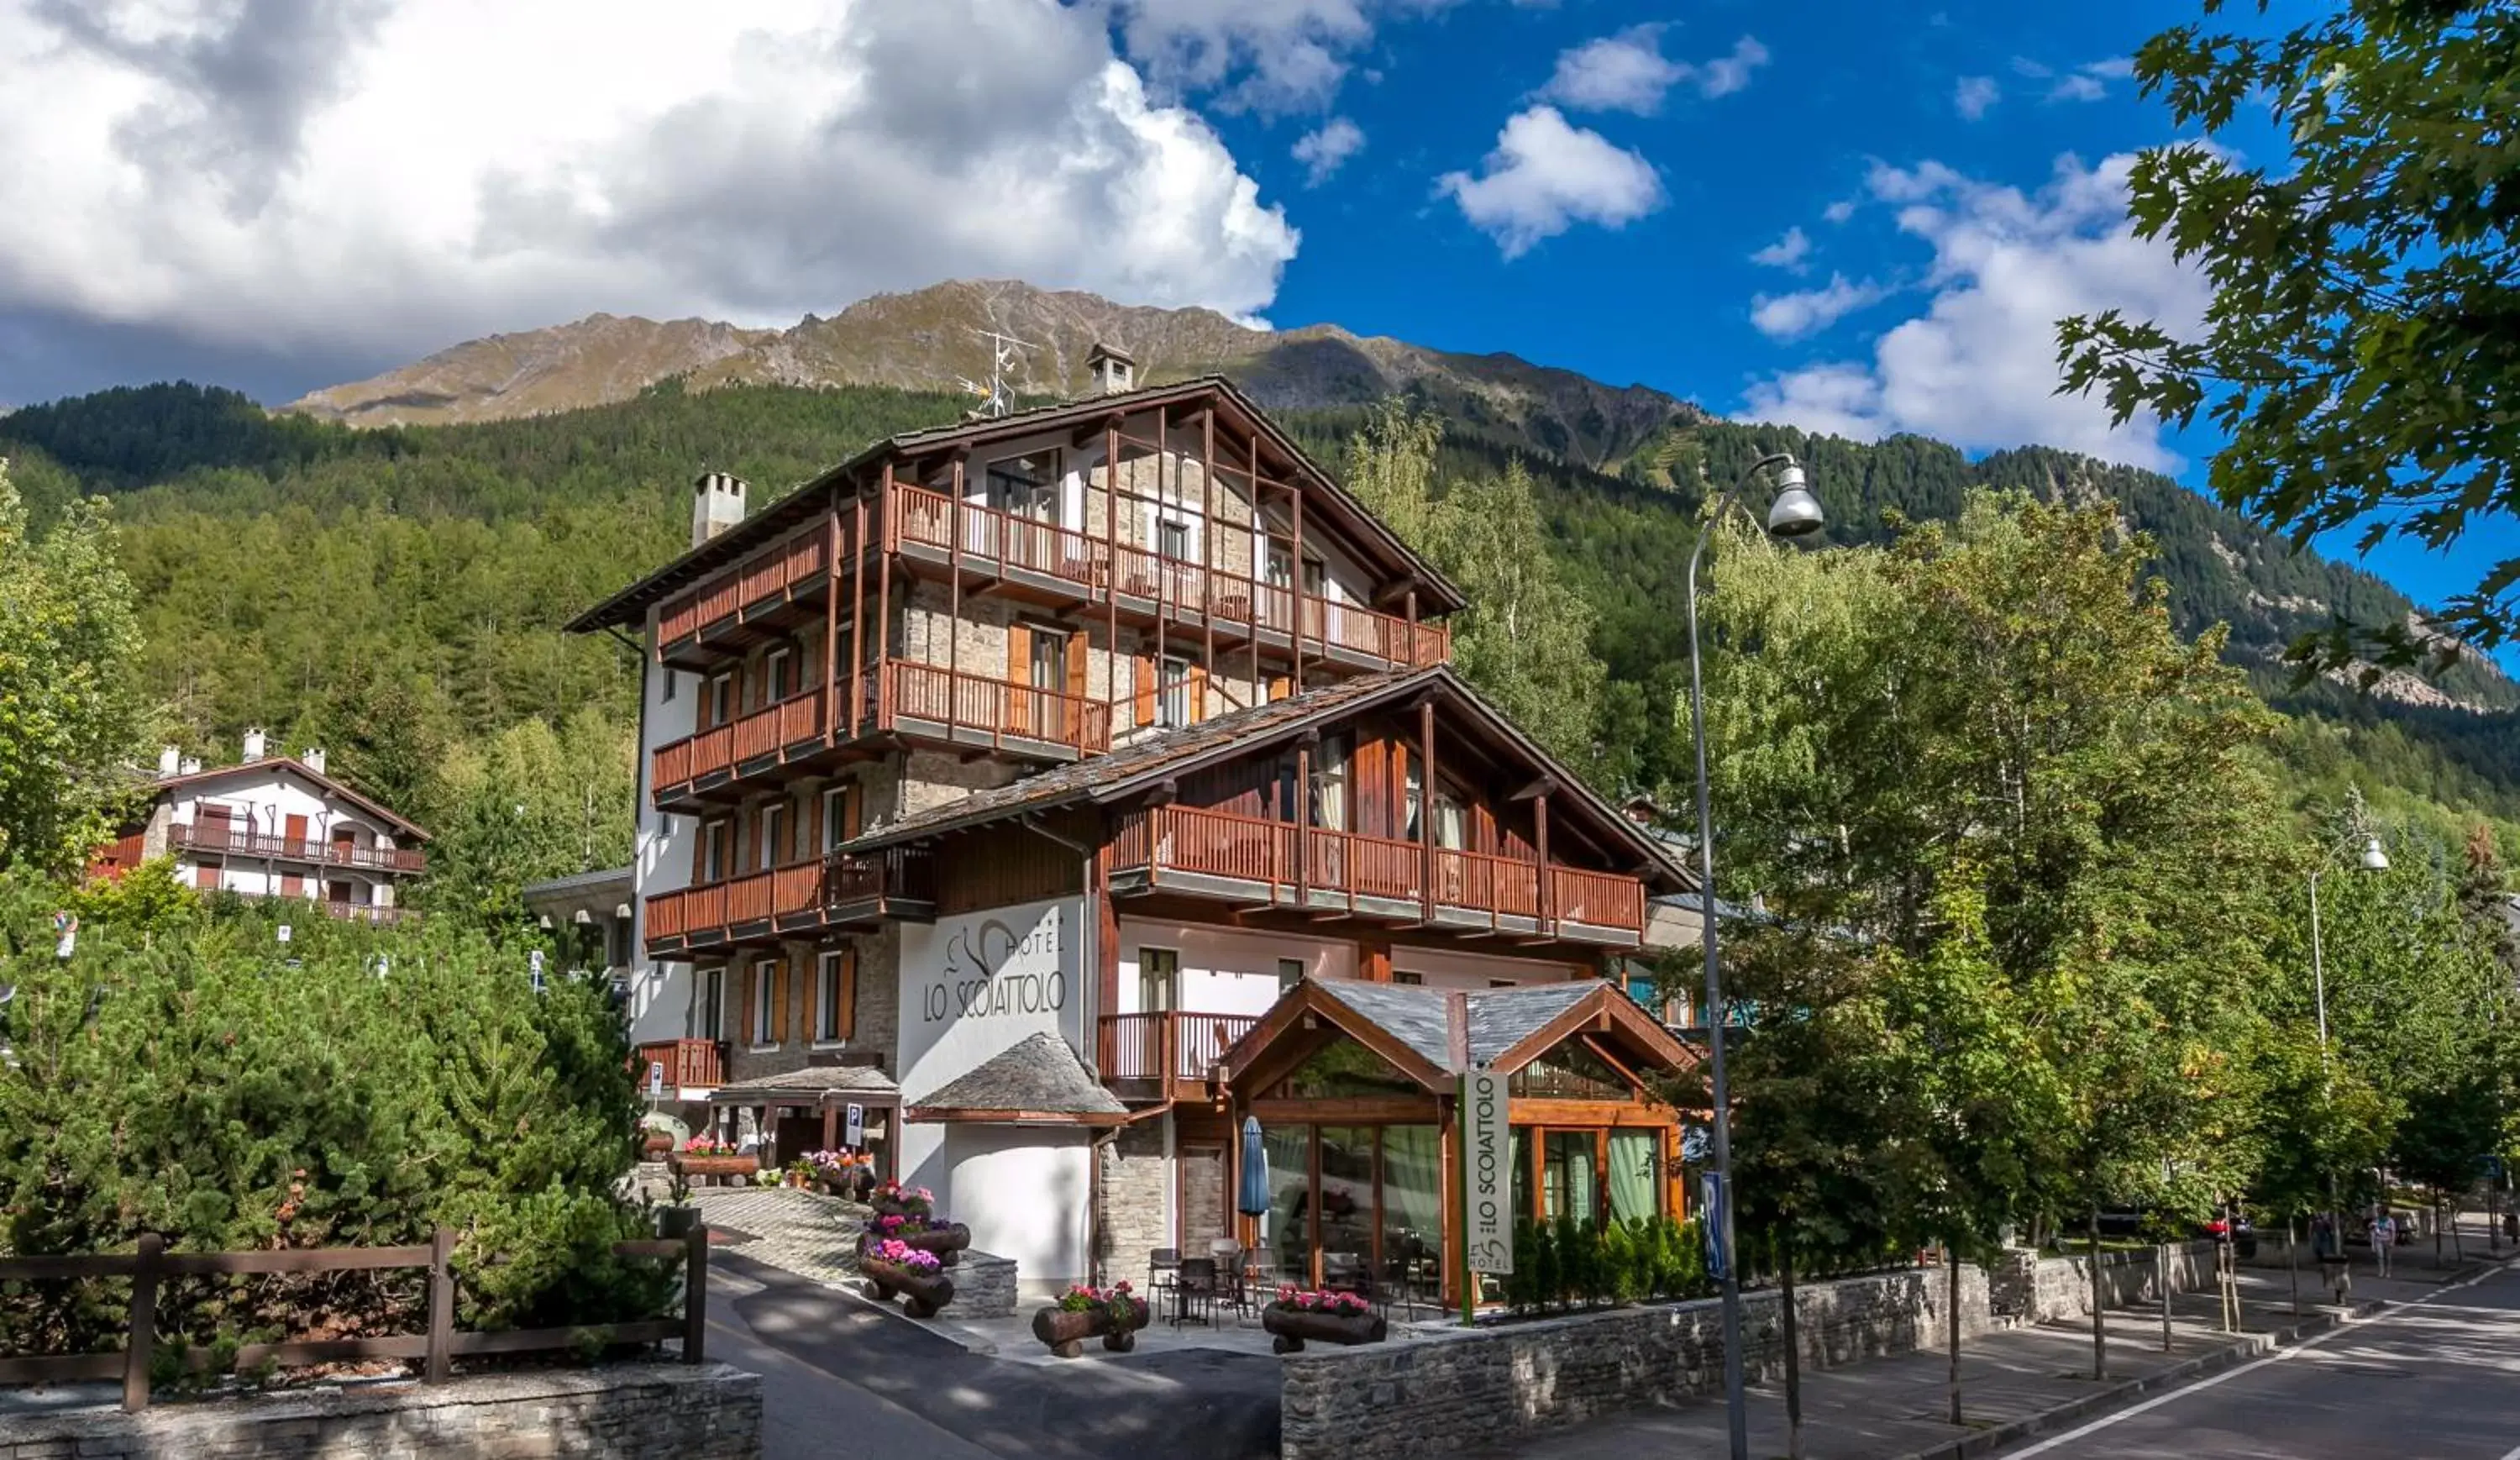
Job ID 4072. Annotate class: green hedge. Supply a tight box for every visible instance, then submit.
[1500,1213,1713,1313]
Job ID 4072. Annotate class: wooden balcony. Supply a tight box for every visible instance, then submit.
[892,484,1450,672]
[632,1038,727,1095]
[323,901,416,926]
[1110,805,1647,945]
[655,525,833,668]
[1097,1011,1261,1100]
[649,660,1108,811]
[643,847,937,956]
[167,822,426,874]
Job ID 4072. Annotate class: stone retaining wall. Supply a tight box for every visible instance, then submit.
[0,1363,759,1460]
[1283,1242,2220,1460]
[956,1250,1020,1318]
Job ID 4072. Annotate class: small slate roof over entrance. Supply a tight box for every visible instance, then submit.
[906,1032,1129,1121]
[711,1064,900,1105]
[1310,979,1596,1073]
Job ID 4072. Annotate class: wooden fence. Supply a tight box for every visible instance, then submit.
[0,1224,708,1412]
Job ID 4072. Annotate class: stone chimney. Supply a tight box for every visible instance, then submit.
[158,745,181,778]
[242,727,267,764]
[302,747,328,776]
[691,471,748,548]
[1086,342,1136,397]
[179,756,202,776]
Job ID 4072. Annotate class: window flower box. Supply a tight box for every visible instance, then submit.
[1261,1289,1387,1353]
[667,1138,757,1186]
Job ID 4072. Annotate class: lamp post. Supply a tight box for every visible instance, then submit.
[2308,829,2389,1267]
[1684,451,1825,1460]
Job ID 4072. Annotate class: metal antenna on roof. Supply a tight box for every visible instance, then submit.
[955,329,1035,419]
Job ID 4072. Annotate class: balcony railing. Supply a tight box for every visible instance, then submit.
[891,484,1450,670]
[167,822,426,874]
[632,1038,726,1094]
[1111,804,1647,938]
[657,526,830,648]
[643,848,937,953]
[1097,1011,1262,1086]
[323,901,415,926]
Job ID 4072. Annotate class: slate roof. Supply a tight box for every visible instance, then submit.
[138,756,432,841]
[1310,979,1597,1074]
[564,374,1465,633]
[711,1064,901,1105]
[906,1032,1129,1119]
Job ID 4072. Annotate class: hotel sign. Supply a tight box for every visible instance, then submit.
[1461,1069,1513,1274]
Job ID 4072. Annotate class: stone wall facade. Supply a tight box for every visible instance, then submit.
[1284,1243,2223,1460]
[0,1363,759,1460]
[957,1250,1021,1318]
[1095,1121,1171,1289]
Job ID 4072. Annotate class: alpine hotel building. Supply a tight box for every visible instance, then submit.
[570,351,1698,1303]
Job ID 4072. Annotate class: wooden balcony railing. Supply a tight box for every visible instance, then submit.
[323,901,415,926]
[167,822,426,874]
[1097,1011,1261,1084]
[890,484,1450,669]
[656,525,832,646]
[880,659,1111,755]
[632,1037,726,1092]
[643,848,938,950]
[1113,804,1647,936]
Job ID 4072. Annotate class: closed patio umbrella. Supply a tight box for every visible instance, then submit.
[1238,1116,1270,1223]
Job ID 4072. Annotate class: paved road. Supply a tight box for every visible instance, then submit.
[1987,1255,2520,1460]
[707,1252,1280,1460]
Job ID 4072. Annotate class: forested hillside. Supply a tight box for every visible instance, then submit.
[5,376,2517,895]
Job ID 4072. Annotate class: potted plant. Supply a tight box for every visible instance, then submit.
[869,1179,935,1219]
[859,1211,974,1267]
[1260,1288,1386,1353]
[1030,1282,1147,1358]
[861,1238,956,1318]
[784,1158,815,1190]
[807,1149,874,1199]
[668,1136,758,1186]
[654,1170,700,1240]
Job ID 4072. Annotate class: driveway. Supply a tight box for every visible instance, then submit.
[710,1251,1282,1460]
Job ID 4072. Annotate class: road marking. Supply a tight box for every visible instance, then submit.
[2001,1257,2520,1458]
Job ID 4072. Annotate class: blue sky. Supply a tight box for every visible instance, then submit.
[0,0,2507,663]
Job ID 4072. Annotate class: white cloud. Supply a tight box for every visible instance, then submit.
[2082,55,2136,79]
[2048,73,2108,103]
[1539,28,1768,113]
[1751,226,1812,270]
[1438,105,1664,258]
[1293,117,1366,186]
[1954,76,1999,121]
[2010,55,2054,79]
[1821,198,1858,224]
[1749,273,1887,340]
[1106,0,1463,113]
[0,0,1300,363]
[1737,152,2210,471]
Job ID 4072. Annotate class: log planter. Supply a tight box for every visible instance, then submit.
[819,1170,875,1202]
[869,1195,934,1221]
[640,1130,675,1158]
[858,1223,972,1268]
[862,1257,956,1320]
[1261,1304,1388,1354]
[1030,1297,1152,1358]
[668,1153,759,1186]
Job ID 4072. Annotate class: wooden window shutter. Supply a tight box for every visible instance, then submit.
[843,783,864,840]
[838,948,858,1042]
[1268,673,1290,702]
[1133,650,1156,727]
[739,965,757,1045]
[771,958,790,1042]
[1067,629,1089,701]
[1189,662,1209,723]
[1007,622,1031,684]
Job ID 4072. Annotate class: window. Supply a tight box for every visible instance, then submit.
[194,857,223,891]
[1157,517,1191,562]
[706,674,732,727]
[816,951,852,1043]
[987,452,1059,521]
[1310,734,1351,831]
[1027,626,1067,690]
[764,647,795,702]
[750,960,779,1046]
[1488,979,1517,989]
[1157,657,1194,729]
[1139,948,1179,1013]
[1392,970,1424,986]
[701,967,725,1041]
[1277,958,1305,995]
[822,785,853,853]
[759,801,789,869]
[660,667,676,701]
[701,819,731,882]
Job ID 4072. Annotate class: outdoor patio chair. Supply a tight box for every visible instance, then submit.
[1149,1245,1180,1292]
[1173,1257,1220,1327]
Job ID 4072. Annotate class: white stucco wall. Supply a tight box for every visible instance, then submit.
[632,628,701,1043]
[924,1127,1095,1288]
[1390,944,1584,990]
[1115,919,1355,1018]
[162,764,410,906]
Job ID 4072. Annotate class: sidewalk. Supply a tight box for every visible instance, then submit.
[1474,1221,2507,1460]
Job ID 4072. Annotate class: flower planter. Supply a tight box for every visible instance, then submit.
[640,1131,675,1158]
[859,1223,972,1268]
[869,1195,933,1220]
[817,1169,875,1202]
[1261,1304,1388,1354]
[1030,1297,1152,1358]
[863,1257,956,1319]
[668,1153,759,1185]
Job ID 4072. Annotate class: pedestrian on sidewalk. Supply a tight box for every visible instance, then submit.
[2371,1209,2397,1277]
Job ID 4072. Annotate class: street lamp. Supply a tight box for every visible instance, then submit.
[1683,450,1824,1460]
[2307,826,2388,1278]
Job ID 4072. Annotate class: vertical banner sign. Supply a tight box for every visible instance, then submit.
[1700,1172,1730,1280]
[1462,1069,1513,1278]
[845,1103,866,1147]
[647,1062,665,1100]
